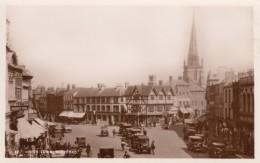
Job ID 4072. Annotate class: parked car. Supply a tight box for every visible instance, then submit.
[135,135,151,154]
[97,147,114,158]
[100,125,109,136]
[187,135,205,151]
[52,127,64,140]
[75,136,86,148]
[183,128,197,139]
[131,133,144,149]
[61,124,72,133]
[121,124,133,137]
[208,142,226,158]
[55,140,68,150]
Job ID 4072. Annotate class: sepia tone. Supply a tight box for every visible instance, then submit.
[5,6,254,159]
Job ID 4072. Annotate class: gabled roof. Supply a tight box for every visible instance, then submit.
[64,88,80,95]
[189,81,205,92]
[166,79,189,87]
[56,90,68,96]
[124,85,153,97]
[136,85,154,96]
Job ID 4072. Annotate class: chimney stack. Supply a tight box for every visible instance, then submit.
[159,80,163,86]
[125,82,129,88]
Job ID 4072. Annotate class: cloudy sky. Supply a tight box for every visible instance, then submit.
[6,6,253,88]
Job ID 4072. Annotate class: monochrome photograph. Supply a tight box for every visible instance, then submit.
[4,3,256,159]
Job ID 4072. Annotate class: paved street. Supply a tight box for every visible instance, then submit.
[61,123,208,158]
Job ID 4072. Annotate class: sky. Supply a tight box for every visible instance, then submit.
[6,6,254,88]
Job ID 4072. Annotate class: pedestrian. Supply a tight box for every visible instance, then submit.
[143,129,147,136]
[151,140,155,155]
[121,140,126,151]
[113,129,116,137]
[123,151,130,158]
[86,143,91,157]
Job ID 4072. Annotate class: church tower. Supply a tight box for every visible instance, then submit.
[183,15,206,88]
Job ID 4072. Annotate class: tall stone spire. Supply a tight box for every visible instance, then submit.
[187,14,199,66]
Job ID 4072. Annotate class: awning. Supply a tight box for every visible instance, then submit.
[186,108,194,113]
[32,121,47,132]
[180,108,189,114]
[17,118,42,139]
[34,118,47,129]
[68,112,85,118]
[59,111,73,117]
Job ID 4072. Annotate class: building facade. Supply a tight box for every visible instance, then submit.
[69,85,127,125]
[124,85,177,125]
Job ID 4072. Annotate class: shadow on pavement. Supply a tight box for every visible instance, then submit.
[169,124,184,139]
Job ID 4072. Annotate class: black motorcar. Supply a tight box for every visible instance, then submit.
[97,147,114,158]
[100,125,109,137]
[208,142,226,158]
[186,136,205,152]
[136,135,151,154]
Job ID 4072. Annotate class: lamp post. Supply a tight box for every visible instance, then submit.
[93,110,96,125]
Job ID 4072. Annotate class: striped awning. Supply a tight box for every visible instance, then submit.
[180,108,189,114]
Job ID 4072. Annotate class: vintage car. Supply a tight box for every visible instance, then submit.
[187,136,205,151]
[135,135,151,154]
[121,124,133,136]
[162,124,169,130]
[127,128,141,140]
[75,136,86,148]
[64,145,81,158]
[97,146,114,158]
[131,133,144,149]
[208,142,226,158]
[61,124,72,133]
[55,140,68,150]
[119,123,127,134]
[100,125,109,136]
[52,127,64,140]
[183,128,197,140]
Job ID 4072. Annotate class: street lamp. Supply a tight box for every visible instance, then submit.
[93,110,96,125]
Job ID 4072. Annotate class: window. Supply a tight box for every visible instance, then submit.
[159,95,164,100]
[148,106,154,112]
[92,105,96,111]
[195,101,197,106]
[87,98,90,103]
[194,70,197,80]
[247,94,250,112]
[121,97,124,102]
[97,105,100,112]
[87,105,90,111]
[106,105,110,112]
[157,106,163,112]
[201,101,203,106]
[102,97,105,103]
[106,97,110,103]
[92,97,96,103]
[121,105,125,113]
[114,97,118,103]
[102,105,105,112]
[113,105,119,112]
[167,95,171,100]
[97,97,100,103]
[150,95,155,100]
[165,106,171,111]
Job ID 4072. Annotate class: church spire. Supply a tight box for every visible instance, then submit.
[187,13,199,66]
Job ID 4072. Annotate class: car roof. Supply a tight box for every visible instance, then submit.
[100,146,114,149]
[212,142,225,146]
[189,136,202,139]
[137,135,149,139]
